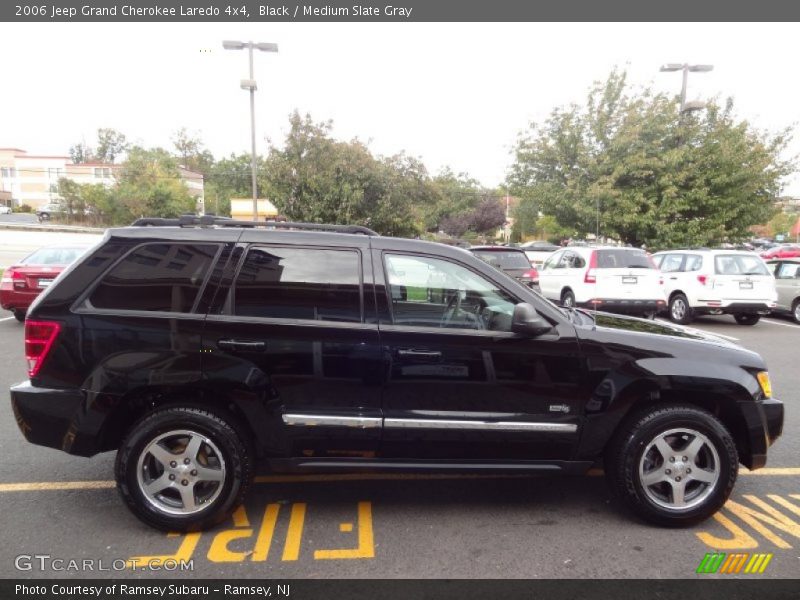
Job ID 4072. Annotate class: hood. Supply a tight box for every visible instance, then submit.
[586,311,740,349]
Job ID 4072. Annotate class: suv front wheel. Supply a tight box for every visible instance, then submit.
[605,405,737,526]
[115,406,253,532]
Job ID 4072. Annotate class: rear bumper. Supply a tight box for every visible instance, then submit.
[739,397,784,470]
[0,289,38,311]
[577,298,665,315]
[694,300,776,314]
[9,381,102,456]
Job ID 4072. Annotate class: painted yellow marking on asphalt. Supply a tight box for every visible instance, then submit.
[281,503,306,561]
[0,466,798,493]
[127,531,201,568]
[314,501,375,560]
[0,480,115,492]
[697,512,759,549]
[207,525,254,563]
[340,522,353,532]
[252,503,281,562]
[697,494,800,550]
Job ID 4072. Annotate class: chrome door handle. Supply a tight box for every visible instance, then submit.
[217,339,266,352]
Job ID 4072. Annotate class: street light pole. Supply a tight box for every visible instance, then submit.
[659,63,714,113]
[223,40,279,221]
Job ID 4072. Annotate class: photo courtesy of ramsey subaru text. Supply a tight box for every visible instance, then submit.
[9,217,783,532]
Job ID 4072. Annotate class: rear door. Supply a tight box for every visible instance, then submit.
[592,249,663,301]
[774,261,800,312]
[711,254,775,303]
[201,235,383,459]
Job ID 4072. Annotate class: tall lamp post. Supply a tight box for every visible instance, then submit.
[223,40,279,220]
[659,63,714,113]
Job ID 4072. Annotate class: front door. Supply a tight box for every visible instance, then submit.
[372,245,585,462]
[201,237,383,459]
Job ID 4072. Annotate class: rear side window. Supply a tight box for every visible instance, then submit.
[234,246,361,323]
[659,254,683,273]
[596,249,652,269]
[714,254,770,276]
[684,254,703,272]
[89,243,218,313]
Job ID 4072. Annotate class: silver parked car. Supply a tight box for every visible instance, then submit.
[767,258,800,323]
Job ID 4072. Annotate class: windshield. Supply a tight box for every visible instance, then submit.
[472,250,531,270]
[714,254,770,276]
[596,249,653,269]
[21,246,88,266]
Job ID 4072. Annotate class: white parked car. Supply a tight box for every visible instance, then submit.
[0,205,11,214]
[539,246,666,318]
[651,249,777,326]
[519,241,561,268]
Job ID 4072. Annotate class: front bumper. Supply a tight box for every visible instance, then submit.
[739,397,784,470]
[10,381,103,456]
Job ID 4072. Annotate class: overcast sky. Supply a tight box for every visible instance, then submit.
[1,22,798,194]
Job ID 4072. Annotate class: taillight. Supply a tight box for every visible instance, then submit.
[1,267,23,290]
[522,268,539,281]
[25,320,61,377]
[697,275,708,286]
[584,251,597,284]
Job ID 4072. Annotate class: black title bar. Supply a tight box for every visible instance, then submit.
[4,0,800,22]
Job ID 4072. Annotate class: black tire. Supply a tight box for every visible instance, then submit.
[733,313,760,326]
[792,299,800,324]
[605,404,738,527]
[12,310,25,322]
[115,406,254,532]
[668,293,693,325]
[561,289,576,308]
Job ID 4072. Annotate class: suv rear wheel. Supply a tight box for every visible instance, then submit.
[115,406,253,532]
[605,405,737,526]
[733,313,760,326]
[668,293,693,324]
[561,289,576,308]
[793,299,800,324]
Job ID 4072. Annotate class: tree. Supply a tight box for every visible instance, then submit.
[508,69,794,248]
[69,142,94,164]
[114,147,195,223]
[172,127,213,173]
[469,197,506,233]
[95,128,128,163]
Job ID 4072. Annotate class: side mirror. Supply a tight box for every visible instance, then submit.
[511,303,552,337]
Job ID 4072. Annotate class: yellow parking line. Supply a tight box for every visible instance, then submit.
[0,466,798,493]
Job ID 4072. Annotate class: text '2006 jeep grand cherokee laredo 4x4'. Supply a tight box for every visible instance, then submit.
[10,217,784,531]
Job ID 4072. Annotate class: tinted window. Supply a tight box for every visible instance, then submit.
[777,262,800,279]
[234,247,361,322]
[472,249,531,269]
[596,249,652,269]
[22,246,89,266]
[90,243,218,313]
[714,254,770,276]
[384,254,517,331]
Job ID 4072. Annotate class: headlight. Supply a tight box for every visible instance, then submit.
[757,371,772,398]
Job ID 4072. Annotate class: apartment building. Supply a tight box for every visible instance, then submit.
[0,148,205,211]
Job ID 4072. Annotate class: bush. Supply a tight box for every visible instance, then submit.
[16,204,32,213]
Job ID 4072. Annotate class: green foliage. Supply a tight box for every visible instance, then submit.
[69,142,94,164]
[508,69,795,248]
[16,204,32,213]
[95,128,128,164]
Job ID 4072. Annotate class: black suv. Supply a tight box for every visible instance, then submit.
[10,217,784,531]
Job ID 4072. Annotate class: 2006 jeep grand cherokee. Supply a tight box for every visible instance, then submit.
[10,217,784,531]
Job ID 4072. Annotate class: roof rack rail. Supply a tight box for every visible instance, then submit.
[131,215,378,236]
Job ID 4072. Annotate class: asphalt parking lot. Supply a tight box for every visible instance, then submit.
[0,312,797,579]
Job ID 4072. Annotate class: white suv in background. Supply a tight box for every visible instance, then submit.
[651,249,777,326]
[538,247,666,318]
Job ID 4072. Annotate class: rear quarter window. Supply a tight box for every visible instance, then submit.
[88,243,219,313]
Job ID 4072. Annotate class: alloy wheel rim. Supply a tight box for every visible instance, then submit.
[563,294,574,307]
[671,298,686,320]
[136,429,226,515]
[638,427,720,512]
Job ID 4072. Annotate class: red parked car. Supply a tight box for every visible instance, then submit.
[760,244,800,260]
[1,245,91,321]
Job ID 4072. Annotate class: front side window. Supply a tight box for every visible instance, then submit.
[384,253,517,331]
[234,246,361,323]
[89,243,218,313]
[659,254,684,273]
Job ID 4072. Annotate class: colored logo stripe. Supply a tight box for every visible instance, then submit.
[697,552,773,574]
